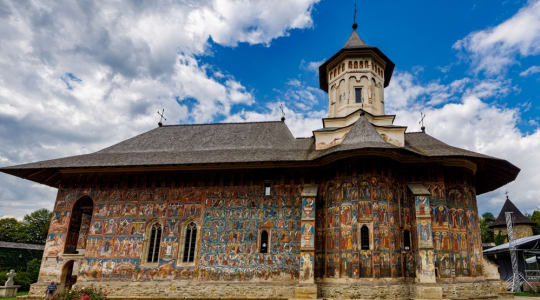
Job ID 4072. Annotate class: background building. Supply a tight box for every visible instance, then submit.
[490,196,535,242]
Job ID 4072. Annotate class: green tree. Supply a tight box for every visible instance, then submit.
[480,212,495,243]
[494,231,507,245]
[0,209,52,244]
[529,210,540,235]
[21,209,52,244]
[0,218,25,242]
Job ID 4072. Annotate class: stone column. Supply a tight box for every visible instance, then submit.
[408,184,441,300]
[295,184,318,299]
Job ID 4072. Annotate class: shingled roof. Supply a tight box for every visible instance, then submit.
[1,117,519,196]
[343,30,367,49]
[490,197,534,228]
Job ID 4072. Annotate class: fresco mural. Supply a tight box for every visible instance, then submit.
[39,169,483,285]
[315,173,408,279]
[43,183,303,282]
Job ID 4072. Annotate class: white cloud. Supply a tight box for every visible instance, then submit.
[0,0,319,218]
[453,0,540,75]
[226,79,326,137]
[386,71,540,215]
[520,65,540,76]
[301,59,325,73]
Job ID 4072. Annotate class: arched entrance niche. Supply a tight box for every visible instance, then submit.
[61,260,77,291]
[64,196,93,254]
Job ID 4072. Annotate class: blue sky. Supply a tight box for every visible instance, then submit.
[0,0,539,218]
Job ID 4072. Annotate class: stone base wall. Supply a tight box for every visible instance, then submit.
[440,280,508,299]
[25,279,511,299]
[318,279,509,300]
[75,281,296,299]
[319,281,412,299]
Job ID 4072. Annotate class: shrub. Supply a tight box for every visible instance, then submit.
[14,271,32,291]
[0,271,6,286]
[55,286,107,300]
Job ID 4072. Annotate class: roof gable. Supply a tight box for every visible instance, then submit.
[341,115,389,147]
[490,197,534,227]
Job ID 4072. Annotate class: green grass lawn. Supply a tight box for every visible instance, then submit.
[1,290,28,300]
[515,291,540,297]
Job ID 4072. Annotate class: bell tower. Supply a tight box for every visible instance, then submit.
[318,25,394,117]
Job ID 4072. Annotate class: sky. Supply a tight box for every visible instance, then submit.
[0,0,539,219]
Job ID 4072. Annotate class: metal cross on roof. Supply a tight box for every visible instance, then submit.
[157,108,167,127]
[419,112,426,132]
[279,103,286,121]
[352,0,358,30]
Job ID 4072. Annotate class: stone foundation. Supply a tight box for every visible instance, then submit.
[76,281,296,299]
[24,279,512,300]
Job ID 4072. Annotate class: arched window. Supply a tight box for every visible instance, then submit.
[354,61,358,68]
[146,223,161,263]
[65,196,93,254]
[360,61,363,68]
[348,61,352,69]
[260,230,269,253]
[360,225,369,250]
[404,230,411,250]
[183,223,197,263]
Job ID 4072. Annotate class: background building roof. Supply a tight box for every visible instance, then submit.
[490,197,535,228]
[483,235,540,254]
[0,241,45,251]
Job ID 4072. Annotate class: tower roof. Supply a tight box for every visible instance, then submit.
[318,28,395,91]
[490,197,534,228]
[343,30,367,49]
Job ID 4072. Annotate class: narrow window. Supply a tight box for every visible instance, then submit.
[355,88,362,103]
[265,183,271,196]
[348,61,352,69]
[260,230,269,253]
[183,222,197,263]
[147,223,161,263]
[360,61,363,68]
[354,61,358,68]
[361,225,369,250]
[404,230,411,250]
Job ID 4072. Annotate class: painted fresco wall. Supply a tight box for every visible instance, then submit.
[41,182,303,284]
[427,178,483,278]
[315,173,410,279]
[38,166,484,288]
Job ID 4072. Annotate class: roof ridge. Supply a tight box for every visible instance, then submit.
[160,120,285,127]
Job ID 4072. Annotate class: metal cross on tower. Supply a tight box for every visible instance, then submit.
[352,0,358,30]
[419,112,426,132]
[157,108,167,127]
[279,103,286,122]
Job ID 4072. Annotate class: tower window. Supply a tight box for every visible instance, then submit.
[361,225,369,250]
[260,230,269,253]
[146,222,162,263]
[404,230,411,251]
[182,222,197,263]
[355,88,362,103]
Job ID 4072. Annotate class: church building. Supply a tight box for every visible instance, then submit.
[1,25,520,299]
